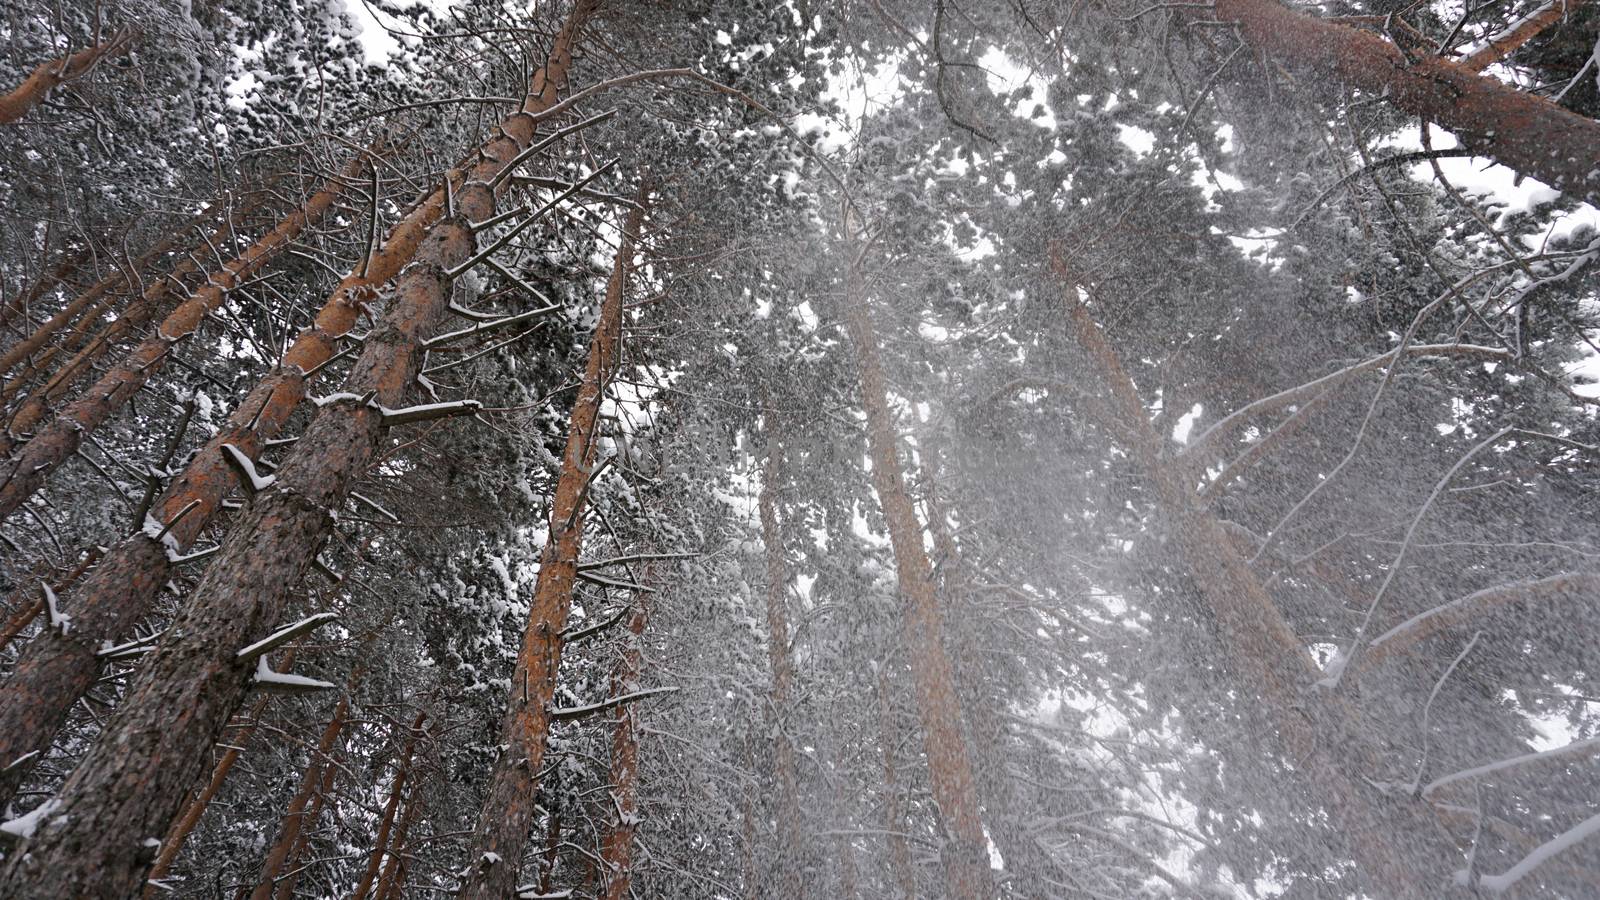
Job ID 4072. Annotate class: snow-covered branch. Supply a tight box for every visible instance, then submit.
[1472,810,1600,894]
[220,443,275,494]
[236,612,339,662]
[1361,572,1600,671]
[549,687,678,720]
[251,656,336,693]
[379,399,483,428]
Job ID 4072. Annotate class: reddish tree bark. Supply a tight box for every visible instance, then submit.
[0,155,360,522]
[457,166,642,900]
[1214,0,1600,207]
[841,247,994,900]
[372,773,424,900]
[0,198,238,396]
[0,8,594,896]
[141,696,273,897]
[0,27,136,124]
[1,196,262,446]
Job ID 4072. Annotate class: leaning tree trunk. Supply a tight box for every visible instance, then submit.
[248,696,351,900]
[350,711,426,900]
[0,154,361,522]
[456,174,643,900]
[142,695,274,897]
[1214,0,1600,208]
[0,195,241,399]
[0,27,136,124]
[1,194,265,447]
[754,425,808,896]
[0,159,360,812]
[0,144,444,801]
[1054,257,1456,894]
[840,250,995,900]
[0,7,594,896]
[598,594,650,900]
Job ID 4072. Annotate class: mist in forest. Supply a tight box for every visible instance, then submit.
[0,1,1598,898]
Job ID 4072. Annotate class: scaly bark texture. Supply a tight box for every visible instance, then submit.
[1215,0,1600,207]
[841,251,994,900]
[0,27,136,124]
[0,107,467,820]
[248,697,350,900]
[755,429,806,896]
[598,595,649,900]
[1055,261,1455,894]
[0,156,359,522]
[456,168,642,900]
[0,7,593,895]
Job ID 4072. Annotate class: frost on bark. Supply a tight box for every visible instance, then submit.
[840,249,995,900]
[0,27,136,124]
[0,5,594,894]
[1214,0,1600,208]
[456,170,642,900]
[0,154,360,522]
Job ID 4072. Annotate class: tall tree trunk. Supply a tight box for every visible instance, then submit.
[755,425,807,895]
[0,162,357,812]
[1214,0,1600,207]
[0,8,594,896]
[248,697,350,900]
[372,770,424,900]
[1054,259,1456,894]
[598,595,649,900]
[0,155,359,522]
[274,748,339,900]
[0,27,136,124]
[456,169,642,900]
[840,249,994,900]
[351,711,427,900]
